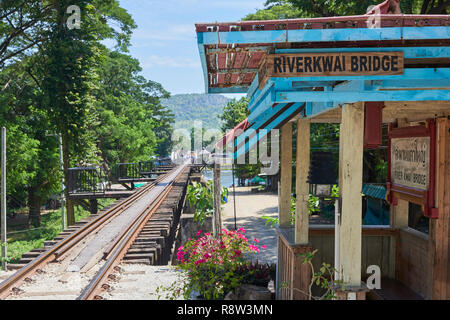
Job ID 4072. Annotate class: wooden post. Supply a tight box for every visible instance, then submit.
[212,162,222,236]
[390,199,409,228]
[338,102,364,288]
[295,119,310,244]
[279,122,292,227]
[390,118,410,229]
[388,118,410,279]
[388,199,408,279]
[428,117,450,300]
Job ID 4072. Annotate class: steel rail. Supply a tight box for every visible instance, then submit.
[0,167,179,299]
[77,165,188,300]
[53,170,172,260]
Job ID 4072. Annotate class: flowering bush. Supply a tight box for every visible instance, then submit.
[158,228,267,300]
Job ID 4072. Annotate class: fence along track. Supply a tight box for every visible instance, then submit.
[78,165,188,300]
[0,166,178,300]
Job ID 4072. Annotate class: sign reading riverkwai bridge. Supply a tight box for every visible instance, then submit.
[258,52,404,88]
[391,137,430,190]
[387,120,438,219]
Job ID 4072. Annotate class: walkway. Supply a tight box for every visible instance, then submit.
[222,187,279,265]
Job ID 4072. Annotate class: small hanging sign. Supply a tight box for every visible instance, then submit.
[387,120,438,219]
[391,136,430,191]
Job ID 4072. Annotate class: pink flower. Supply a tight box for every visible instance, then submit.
[196,230,202,237]
[194,259,206,265]
[254,238,260,243]
[237,228,246,234]
[220,245,226,249]
[176,251,185,262]
[232,249,242,257]
[204,253,211,259]
[262,245,267,249]
[178,246,184,251]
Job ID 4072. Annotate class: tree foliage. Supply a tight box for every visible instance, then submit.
[218,97,250,132]
[218,97,262,184]
[0,1,173,227]
[162,94,229,130]
[244,0,449,20]
[94,50,173,168]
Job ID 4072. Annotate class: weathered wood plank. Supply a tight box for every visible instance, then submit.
[295,119,310,244]
[338,102,364,286]
[429,117,450,300]
[279,123,293,227]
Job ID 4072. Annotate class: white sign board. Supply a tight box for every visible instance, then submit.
[391,137,430,191]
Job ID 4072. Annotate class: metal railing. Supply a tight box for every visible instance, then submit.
[117,163,141,181]
[68,166,108,195]
[68,160,175,194]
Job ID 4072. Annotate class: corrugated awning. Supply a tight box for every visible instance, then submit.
[215,102,304,159]
[215,118,250,150]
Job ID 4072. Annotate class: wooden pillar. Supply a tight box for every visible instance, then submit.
[338,102,364,288]
[212,162,222,236]
[295,119,310,244]
[279,123,292,227]
[390,199,409,228]
[390,117,410,230]
[388,119,410,280]
[428,117,450,300]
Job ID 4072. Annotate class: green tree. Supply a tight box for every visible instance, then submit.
[243,3,302,20]
[0,57,61,227]
[0,1,52,66]
[219,97,250,132]
[248,0,449,19]
[218,97,262,185]
[94,50,173,168]
[37,1,135,225]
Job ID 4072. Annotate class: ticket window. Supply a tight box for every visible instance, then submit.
[408,203,429,234]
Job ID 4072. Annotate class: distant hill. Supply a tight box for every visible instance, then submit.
[161,93,229,130]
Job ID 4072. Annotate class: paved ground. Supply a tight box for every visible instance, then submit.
[222,187,279,265]
[104,265,184,300]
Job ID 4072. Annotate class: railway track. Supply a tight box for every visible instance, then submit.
[0,163,190,300]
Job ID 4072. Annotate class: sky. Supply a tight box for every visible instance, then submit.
[118,0,266,98]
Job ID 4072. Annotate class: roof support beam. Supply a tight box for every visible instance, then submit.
[279,122,292,228]
[295,118,310,244]
[276,89,450,104]
[199,27,450,45]
[338,102,364,287]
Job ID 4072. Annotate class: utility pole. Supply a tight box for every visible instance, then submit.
[58,134,66,230]
[1,127,7,270]
[46,132,66,230]
[212,161,222,236]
